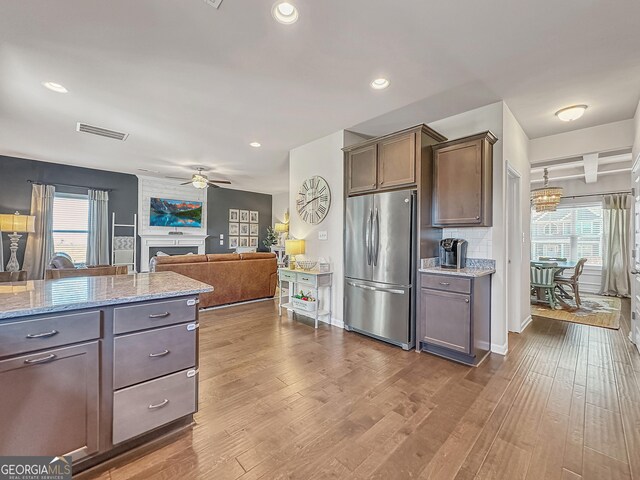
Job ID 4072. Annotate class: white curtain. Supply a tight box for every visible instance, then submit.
[87,189,110,266]
[23,184,56,280]
[600,193,632,297]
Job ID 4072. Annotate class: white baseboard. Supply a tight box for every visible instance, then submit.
[491,342,508,355]
[520,315,533,333]
[328,317,344,329]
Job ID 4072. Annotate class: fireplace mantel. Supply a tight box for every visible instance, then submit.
[140,234,209,272]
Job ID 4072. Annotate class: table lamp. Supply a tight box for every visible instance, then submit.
[274,222,289,246]
[0,211,36,272]
[285,239,305,270]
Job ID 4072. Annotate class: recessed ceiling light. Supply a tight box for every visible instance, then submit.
[370,78,390,90]
[41,81,68,93]
[555,105,588,122]
[272,2,298,24]
[249,142,261,148]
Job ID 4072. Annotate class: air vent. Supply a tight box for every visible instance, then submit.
[204,0,223,8]
[76,123,129,141]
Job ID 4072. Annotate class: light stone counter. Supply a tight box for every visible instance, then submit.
[418,265,496,278]
[0,271,213,320]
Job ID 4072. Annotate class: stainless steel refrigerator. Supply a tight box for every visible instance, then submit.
[344,189,416,350]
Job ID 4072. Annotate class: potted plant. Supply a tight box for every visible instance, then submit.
[263,226,278,250]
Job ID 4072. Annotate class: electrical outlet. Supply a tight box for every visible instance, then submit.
[219,233,224,239]
[318,231,328,241]
[219,240,224,245]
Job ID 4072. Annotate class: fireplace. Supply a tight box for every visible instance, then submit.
[139,234,208,272]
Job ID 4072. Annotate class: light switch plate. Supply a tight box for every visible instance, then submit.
[318,231,328,240]
[219,240,224,245]
[219,233,224,239]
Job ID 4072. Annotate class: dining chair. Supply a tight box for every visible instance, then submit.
[530,262,559,309]
[0,270,27,283]
[555,258,587,307]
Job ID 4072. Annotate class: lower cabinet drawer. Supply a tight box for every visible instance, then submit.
[279,270,296,282]
[420,273,471,294]
[113,298,197,334]
[112,369,198,445]
[296,273,317,287]
[113,323,198,389]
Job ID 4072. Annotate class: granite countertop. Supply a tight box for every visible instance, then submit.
[418,266,495,278]
[0,271,213,320]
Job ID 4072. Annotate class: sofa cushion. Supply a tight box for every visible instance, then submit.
[154,254,208,265]
[206,253,240,262]
[239,252,276,260]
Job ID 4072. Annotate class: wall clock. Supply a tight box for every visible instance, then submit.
[296,175,331,225]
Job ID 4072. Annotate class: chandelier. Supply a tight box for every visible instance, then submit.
[531,168,563,212]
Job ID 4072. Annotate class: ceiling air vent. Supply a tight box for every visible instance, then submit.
[76,123,129,141]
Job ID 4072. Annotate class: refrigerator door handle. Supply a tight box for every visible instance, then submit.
[346,281,405,295]
[373,208,380,266]
[365,208,373,265]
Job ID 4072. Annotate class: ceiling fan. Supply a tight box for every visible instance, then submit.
[166,168,231,189]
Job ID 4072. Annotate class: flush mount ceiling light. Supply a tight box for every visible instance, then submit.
[555,104,588,122]
[41,81,68,93]
[370,78,390,90]
[272,2,298,24]
[531,168,563,212]
[249,142,261,148]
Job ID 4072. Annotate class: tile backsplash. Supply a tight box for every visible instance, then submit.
[442,227,493,259]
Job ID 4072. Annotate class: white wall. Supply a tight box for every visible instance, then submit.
[502,104,532,334]
[428,101,511,354]
[289,131,345,325]
[634,101,640,167]
[271,192,289,225]
[633,101,640,347]
[529,119,634,164]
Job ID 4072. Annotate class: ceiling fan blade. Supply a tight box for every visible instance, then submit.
[166,176,191,180]
[208,179,231,184]
[180,181,192,185]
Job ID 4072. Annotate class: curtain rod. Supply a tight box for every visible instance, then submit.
[561,190,632,200]
[27,180,112,192]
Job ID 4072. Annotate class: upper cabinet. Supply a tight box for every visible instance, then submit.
[432,131,497,227]
[344,125,446,197]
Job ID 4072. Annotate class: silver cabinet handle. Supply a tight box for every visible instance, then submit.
[26,330,59,339]
[476,216,480,220]
[148,399,169,409]
[347,282,404,295]
[439,282,450,286]
[149,349,170,358]
[465,299,470,303]
[632,270,639,275]
[148,312,170,319]
[365,209,373,266]
[24,353,57,365]
[373,208,380,266]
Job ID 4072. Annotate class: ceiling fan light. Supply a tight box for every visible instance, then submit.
[192,175,208,189]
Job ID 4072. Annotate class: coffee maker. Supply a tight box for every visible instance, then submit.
[439,238,468,269]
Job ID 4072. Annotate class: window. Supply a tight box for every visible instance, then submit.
[52,193,90,264]
[531,203,603,267]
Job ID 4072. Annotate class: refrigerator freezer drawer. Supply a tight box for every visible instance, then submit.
[345,280,411,346]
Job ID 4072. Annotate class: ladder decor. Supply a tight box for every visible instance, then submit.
[111,213,137,273]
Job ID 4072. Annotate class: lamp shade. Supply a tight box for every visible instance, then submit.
[0,212,35,233]
[285,239,305,256]
[274,222,289,233]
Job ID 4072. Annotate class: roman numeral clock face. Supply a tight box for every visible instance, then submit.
[296,176,331,225]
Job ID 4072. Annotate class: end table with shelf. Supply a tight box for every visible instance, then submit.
[278,268,332,329]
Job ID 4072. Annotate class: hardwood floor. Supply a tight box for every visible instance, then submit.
[83,299,640,479]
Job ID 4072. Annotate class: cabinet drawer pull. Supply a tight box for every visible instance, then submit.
[476,216,480,220]
[26,330,59,339]
[465,299,470,303]
[148,349,170,358]
[148,399,170,409]
[439,282,450,286]
[24,353,57,365]
[148,312,170,319]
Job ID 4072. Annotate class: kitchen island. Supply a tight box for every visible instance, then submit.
[0,271,213,473]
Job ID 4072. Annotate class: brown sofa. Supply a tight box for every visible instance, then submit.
[152,252,277,308]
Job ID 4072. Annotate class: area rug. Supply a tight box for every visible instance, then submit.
[531,294,621,329]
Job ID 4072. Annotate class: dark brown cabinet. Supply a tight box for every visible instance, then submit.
[378,132,416,189]
[0,341,100,460]
[418,271,492,366]
[346,144,377,194]
[432,131,497,227]
[344,125,446,197]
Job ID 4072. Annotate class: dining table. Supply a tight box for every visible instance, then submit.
[531,260,578,305]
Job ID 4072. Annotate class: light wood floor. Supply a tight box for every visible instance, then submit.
[84,299,640,480]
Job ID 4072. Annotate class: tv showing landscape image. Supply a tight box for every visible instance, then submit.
[150,198,203,228]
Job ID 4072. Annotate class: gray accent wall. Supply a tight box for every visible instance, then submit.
[206,188,272,253]
[0,155,139,270]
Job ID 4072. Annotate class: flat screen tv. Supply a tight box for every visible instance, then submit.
[150,198,203,228]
